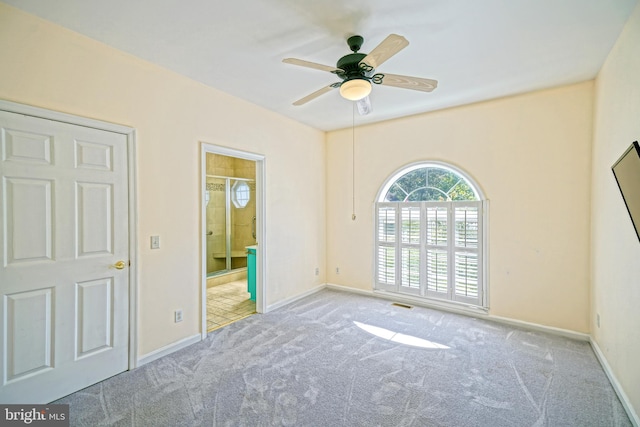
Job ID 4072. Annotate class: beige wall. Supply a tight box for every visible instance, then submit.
[592,2,640,416]
[0,4,327,356]
[4,8,638,417]
[326,82,594,333]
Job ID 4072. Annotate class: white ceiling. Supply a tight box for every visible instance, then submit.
[3,0,637,131]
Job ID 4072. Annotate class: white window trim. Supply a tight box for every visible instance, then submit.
[373,162,489,312]
[377,160,484,202]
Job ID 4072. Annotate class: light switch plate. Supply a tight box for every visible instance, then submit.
[151,235,160,249]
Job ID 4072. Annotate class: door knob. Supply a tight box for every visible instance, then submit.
[111,261,126,270]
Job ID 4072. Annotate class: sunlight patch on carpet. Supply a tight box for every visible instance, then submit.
[353,321,450,349]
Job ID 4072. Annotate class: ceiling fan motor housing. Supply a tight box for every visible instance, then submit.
[337,53,369,81]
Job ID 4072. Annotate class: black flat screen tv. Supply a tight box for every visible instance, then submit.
[612,141,640,243]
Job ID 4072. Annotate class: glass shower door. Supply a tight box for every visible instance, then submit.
[206,177,227,275]
[206,176,257,276]
[230,179,256,269]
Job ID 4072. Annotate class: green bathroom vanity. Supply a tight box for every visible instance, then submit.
[246,245,256,301]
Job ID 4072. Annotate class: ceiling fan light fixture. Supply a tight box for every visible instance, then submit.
[340,79,372,101]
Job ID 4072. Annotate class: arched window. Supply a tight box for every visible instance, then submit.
[375,163,486,308]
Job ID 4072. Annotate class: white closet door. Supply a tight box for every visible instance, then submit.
[0,111,129,403]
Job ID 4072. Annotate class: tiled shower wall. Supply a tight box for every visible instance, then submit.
[206,154,256,275]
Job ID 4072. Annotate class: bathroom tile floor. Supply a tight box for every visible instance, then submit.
[207,280,256,332]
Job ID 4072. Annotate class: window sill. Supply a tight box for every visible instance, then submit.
[372,289,489,317]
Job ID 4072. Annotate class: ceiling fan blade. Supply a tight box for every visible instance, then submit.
[292,84,337,106]
[379,73,438,92]
[356,96,372,115]
[283,58,343,73]
[359,34,409,70]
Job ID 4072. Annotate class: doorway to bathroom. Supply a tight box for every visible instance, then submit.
[200,144,265,336]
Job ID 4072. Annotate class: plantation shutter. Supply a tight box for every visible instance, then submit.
[374,201,484,307]
[376,203,398,291]
[453,204,482,305]
[425,204,449,297]
[400,204,421,294]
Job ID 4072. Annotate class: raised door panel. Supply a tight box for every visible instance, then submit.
[3,288,53,383]
[3,178,53,264]
[76,182,113,257]
[76,278,113,358]
[75,140,113,171]
[1,128,52,165]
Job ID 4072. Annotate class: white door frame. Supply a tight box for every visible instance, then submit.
[200,143,266,339]
[0,99,139,369]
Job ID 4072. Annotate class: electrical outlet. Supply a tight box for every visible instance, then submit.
[175,309,183,323]
[336,267,340,274]
[151,235,160,249]
[315,268,319,276]
[596,313,600,328]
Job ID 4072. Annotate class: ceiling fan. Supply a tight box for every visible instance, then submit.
[283,34,438,115]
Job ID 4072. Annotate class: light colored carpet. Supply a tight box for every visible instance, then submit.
[55,289,632,426]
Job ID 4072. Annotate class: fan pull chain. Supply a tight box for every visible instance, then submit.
[352,103,356,221]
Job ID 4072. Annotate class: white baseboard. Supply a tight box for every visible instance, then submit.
[136,333,201,367]
[265,283,326,312]
[326,283,588,342]
[590,339,639,426]
[487,315,590,342]
[326,283,374,296]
